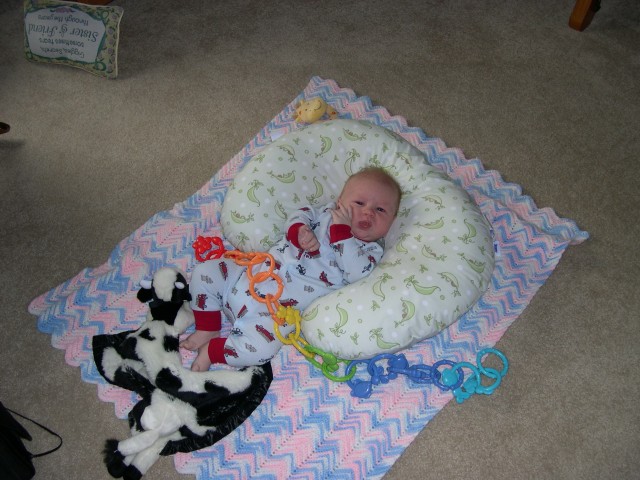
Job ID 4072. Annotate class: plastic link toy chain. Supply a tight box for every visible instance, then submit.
[345,348,509,400]
[193,236,508,397]
[191,236,350,370]
[224,249,353,373]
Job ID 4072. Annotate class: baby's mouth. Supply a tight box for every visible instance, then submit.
[358,220,371,230]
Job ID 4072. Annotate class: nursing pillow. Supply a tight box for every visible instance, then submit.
[221,119,494,360]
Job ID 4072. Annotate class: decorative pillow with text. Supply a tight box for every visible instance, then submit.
[23,0,124,79]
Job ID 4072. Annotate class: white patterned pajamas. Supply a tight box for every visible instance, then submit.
[190,203,383,367]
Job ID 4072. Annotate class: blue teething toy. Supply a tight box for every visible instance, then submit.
[346,348,509,402]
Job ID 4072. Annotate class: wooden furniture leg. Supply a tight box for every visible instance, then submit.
[569,0,602,31]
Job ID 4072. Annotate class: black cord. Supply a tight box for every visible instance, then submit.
[5,408,63,458]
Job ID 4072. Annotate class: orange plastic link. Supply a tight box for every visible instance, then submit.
[224,250,314,359]
[224,251,285,325]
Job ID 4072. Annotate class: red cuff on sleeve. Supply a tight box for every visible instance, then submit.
[329,224,353,243]
[287,223,305,249]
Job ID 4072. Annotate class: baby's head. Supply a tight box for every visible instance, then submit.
[338,167,402,242]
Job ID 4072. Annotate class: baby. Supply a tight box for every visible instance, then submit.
[182,166,402,370]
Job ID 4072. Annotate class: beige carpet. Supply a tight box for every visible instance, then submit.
[1,1,638,479]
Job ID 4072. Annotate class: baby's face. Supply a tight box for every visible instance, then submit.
[338,176,398,242]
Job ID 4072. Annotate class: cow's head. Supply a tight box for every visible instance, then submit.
[137,267,192,325]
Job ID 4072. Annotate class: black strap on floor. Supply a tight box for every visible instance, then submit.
[4,407,63,458]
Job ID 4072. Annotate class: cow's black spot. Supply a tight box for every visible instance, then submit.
[156,367,182,392]
[163,335,179,353]
[138,328,155,342]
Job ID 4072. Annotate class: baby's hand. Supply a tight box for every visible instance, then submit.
[298,225,320,252]
[331,202,353,228]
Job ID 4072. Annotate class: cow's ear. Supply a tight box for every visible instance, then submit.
[174,273,191,302]
[177,284,192,303]
[137,287,153,303]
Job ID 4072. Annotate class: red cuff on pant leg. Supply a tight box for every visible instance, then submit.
[208,337,228,365]
[193,311,222,331]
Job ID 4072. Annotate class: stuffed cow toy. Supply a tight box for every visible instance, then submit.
[93,267,272,479]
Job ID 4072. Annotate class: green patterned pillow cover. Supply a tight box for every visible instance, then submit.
[221,119,494,360]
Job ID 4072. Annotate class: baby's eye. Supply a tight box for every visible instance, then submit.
[355,201,364,206]
[377,207,387,213]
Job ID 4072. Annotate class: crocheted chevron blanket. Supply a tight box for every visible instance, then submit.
[29,76,588,479]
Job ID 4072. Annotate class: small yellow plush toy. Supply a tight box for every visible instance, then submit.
[293,97,338,124]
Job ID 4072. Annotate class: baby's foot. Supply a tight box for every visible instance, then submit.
[190,344,213,372]
[180,330,219,351]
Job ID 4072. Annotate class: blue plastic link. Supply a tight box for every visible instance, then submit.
[346,348,508,401]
